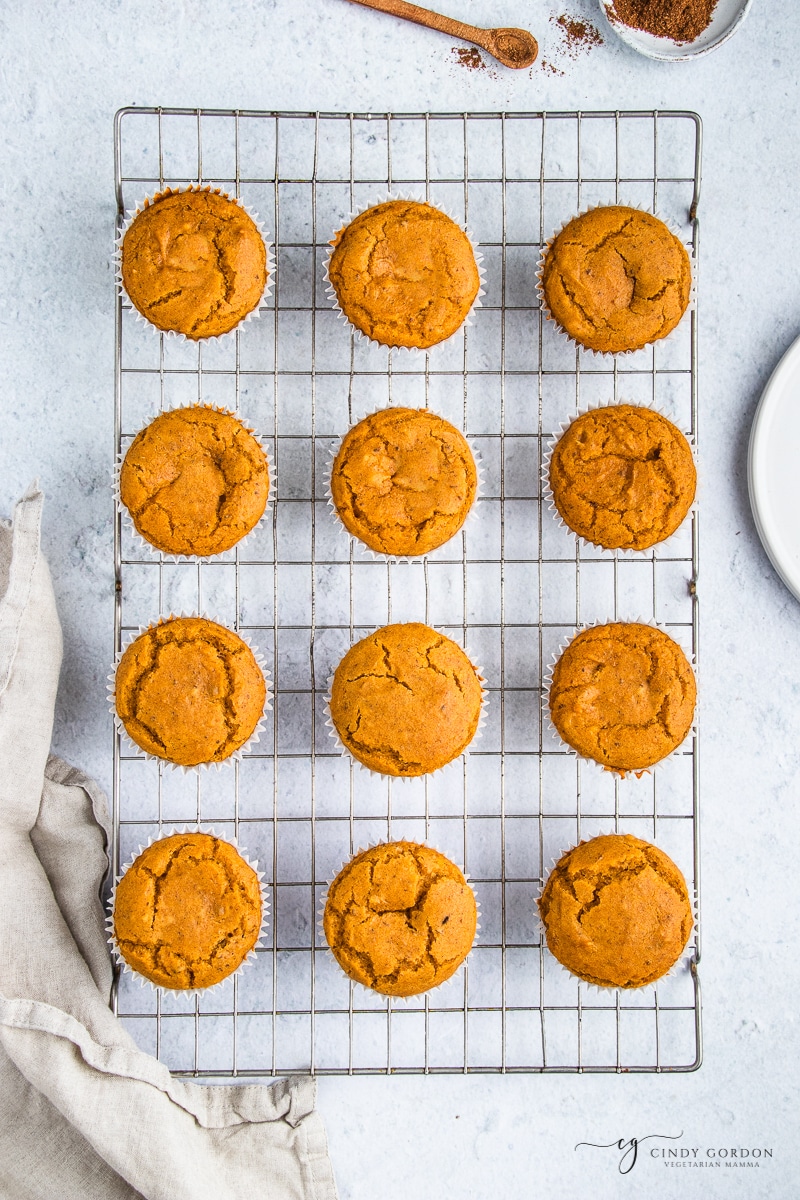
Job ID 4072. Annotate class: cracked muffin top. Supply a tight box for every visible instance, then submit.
[113,832,262,989]
[541,206,691,354]
[330,407,477,556]
[115,617,267,767]
[329,622,483,777]
[121,187,267,340]
[538,833,693,988]
[323,841,477,996]
[549,404,696,551]
[549,622,695,775]
[119,406,270,557]
[327,200,480,349]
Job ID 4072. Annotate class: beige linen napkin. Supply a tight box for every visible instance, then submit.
[0,486,338,1200]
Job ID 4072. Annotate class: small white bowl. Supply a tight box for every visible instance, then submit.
[598,0,752,61]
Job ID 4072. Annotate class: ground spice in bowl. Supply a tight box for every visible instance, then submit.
[609,0,718,42]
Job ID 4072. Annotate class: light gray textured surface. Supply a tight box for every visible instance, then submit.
[0,0,798,1195]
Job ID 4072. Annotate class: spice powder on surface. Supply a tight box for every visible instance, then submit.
[452,46,486,70]
[555,14,604,54]
[609,0,719,43]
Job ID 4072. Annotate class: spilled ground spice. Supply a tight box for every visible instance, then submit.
[544,12,603,68]
[555,14,604,55]
[609,0,718,43]
[452,46,486,70]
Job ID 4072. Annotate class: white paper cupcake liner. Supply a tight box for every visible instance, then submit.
[324,406,484,564]
[324,624,488,782]
[107,825,269,997]
[536,830,698,994]
[323,193,486,357]
[317,838,480,1005]
[536,203,696,360]
[115,184,275,344]
[109,613,272,774]
[115,403,275,563]
[541,400,698,558]
[543,618,697,779]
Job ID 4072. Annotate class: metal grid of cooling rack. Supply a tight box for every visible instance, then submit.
[112,108,702,1076]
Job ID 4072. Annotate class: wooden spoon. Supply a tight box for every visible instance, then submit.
[345,0,538,69]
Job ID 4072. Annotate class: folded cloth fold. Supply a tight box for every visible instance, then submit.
[0,488,337,1200]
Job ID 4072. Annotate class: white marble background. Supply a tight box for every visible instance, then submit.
[1,0,798,1195]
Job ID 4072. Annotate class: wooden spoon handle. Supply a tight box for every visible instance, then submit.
[345,0,490,49]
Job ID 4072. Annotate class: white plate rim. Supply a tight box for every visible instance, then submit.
[748,330,800,603]
[598,0,753,61]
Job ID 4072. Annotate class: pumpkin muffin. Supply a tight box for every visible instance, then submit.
[323,842,477,997]
[113,832,262,989]
[538,833,693,988]
[549,405,696,550]
[327,200,480,349]
[330,407,478,556]
[329,622,483,777]
[541,206,691,354]
[549,622,695,774]
[119,406,270,557]
[121,187,268,339]
[115,617,267,767]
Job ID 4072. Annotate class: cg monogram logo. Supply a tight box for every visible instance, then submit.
[575,1132,683,1174]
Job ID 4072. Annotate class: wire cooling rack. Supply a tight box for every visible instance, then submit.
[112,108,702,1075]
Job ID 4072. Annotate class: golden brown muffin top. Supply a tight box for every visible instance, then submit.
[115,617,266,767]
[114,832,262,989]
[549,404,696,550]
[323,842,477,996]
[121,188,267,340]
[549,622,695,774]
[541,206,691,354]
[330,407,477,556]
[120,406,270,557]
[538,833,693,988]
[328,200,480,349]
[329,622,483,777]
